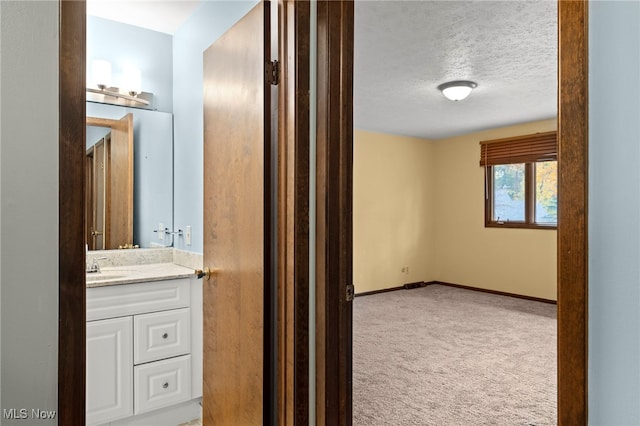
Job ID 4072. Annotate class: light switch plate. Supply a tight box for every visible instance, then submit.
[185,226,192,246]
[158,223,164,241]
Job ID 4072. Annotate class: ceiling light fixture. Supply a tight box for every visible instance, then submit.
[437,80,478,102]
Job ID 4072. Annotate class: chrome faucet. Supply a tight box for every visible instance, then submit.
[87,256,107,273]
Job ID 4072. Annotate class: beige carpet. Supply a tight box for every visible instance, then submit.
[353,284,557,425]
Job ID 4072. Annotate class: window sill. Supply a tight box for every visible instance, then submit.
[485,222,557,230]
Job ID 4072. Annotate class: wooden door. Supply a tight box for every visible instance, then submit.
[202,2,271,424]
[86,147,96,250]
[85,114,133,249]
[106,114,133,249]
[89,139,106,250]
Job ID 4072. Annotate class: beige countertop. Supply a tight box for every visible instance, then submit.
[86,263,194,288]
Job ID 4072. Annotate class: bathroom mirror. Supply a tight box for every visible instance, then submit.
[86,102,174,249]
[86,114,133,250]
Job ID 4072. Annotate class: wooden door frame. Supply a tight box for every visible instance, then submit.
[59,1,86,424]
[557,2,588,423]
[313,0,589,424]
[57,0,588,424]
[277,0,312,424]
[314,1,354,424]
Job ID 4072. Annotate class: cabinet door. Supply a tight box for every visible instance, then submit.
[86,316,133,425]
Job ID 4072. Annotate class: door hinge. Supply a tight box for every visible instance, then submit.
[346,284,355,302]
[266,60,280,86]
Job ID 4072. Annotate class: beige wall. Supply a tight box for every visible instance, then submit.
[354,119,557,300]
[353,130,436,293]
[432,119,557,300]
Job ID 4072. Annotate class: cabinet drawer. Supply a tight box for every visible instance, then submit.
[134,308,190,365]
[87,278,190,321]
[134,355,191,415]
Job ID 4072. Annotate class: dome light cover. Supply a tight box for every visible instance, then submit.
[437,80,478,101]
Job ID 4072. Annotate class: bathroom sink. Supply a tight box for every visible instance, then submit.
[86,270,137,282]
[86,273,127,282]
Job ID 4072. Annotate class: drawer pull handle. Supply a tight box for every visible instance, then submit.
[162,333,169,339]
[162,382,169,389]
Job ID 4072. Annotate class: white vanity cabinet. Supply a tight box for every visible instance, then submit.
[86,316,134,425]
[86,277,200,426]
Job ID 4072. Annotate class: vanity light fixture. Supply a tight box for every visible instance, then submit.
[437,80,478,101]
[87,60,150,106]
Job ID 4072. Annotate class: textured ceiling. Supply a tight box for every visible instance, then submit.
[88,1,557,140]
[354,0,558,139]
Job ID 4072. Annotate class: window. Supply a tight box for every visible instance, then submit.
[480,131,557,229]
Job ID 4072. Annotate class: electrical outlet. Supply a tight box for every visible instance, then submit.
[158,223,164,241]
[185,225,192,246]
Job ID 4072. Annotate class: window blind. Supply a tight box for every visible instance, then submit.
[479,131,557,166]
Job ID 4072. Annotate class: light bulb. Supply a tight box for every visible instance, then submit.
[123,65,142,96]
[92,60,112,90]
